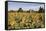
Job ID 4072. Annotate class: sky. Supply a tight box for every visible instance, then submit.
[8,2,44,11]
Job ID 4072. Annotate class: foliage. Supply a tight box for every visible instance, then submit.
[38,7,45,13]
[8,12,45,29]
[17,8,23,12]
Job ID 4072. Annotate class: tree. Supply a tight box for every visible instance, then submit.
[8,10,15,12]
[38,7,44,13]
[17,8,23,12]
[27,10,30,13]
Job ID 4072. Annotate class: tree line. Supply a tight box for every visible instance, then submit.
[9,6,45,13]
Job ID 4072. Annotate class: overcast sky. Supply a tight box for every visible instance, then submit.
[8,2,44,11]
